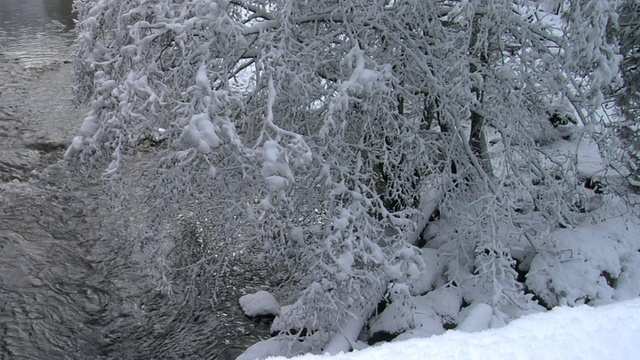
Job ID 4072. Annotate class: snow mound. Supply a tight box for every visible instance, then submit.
[267,297,640,360]
[239,291,280,317]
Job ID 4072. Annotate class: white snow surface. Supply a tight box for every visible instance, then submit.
[239,291,281,317]
[266,297,640,360]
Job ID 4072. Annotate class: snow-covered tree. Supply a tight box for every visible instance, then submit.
[611,0,640,186]
[67,0,623,354]
[614,0,640,118]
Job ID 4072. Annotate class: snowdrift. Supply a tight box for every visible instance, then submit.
[267,297,640,360]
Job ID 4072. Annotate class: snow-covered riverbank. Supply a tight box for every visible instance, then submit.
[270,297,640,360]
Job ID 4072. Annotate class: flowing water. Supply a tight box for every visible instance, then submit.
[0,1,270,358]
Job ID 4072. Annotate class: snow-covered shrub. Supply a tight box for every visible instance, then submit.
[527,214,640,307]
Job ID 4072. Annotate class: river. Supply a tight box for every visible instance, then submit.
[0,1,268,358]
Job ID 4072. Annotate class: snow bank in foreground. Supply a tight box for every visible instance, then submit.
[268,297,640,360]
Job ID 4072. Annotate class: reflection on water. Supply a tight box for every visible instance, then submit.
[0,0,75,32]
[0,0,79,182]
[43,0,76,30]
[0,0,75,69]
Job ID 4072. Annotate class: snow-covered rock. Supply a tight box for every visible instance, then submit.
[369,297,416,338]
[239,291,280,317]
[369,287,462,341]
[419,287,462,325]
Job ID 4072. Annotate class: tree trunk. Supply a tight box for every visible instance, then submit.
[468,13,493,178]
[470,109,493,176]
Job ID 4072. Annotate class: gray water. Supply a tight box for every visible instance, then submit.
[0,1,270,358]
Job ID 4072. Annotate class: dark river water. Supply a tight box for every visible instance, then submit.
[0,1,269,358]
